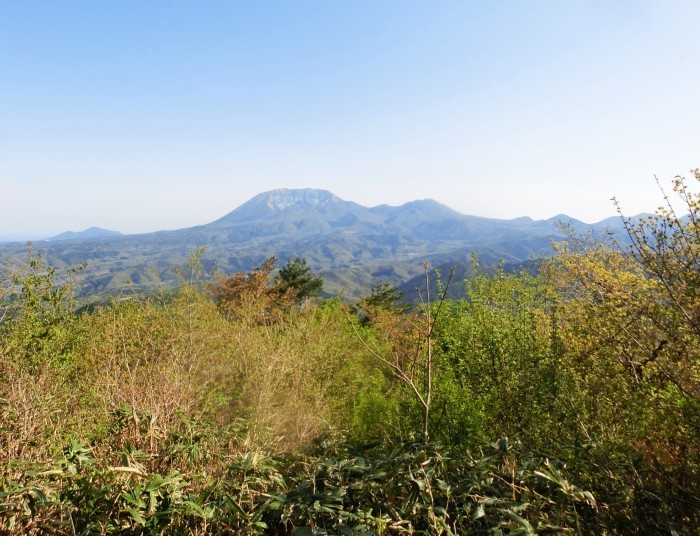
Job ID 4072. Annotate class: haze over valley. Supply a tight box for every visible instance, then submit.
[0,188,635,302]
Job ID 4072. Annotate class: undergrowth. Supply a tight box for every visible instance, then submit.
[3,173,700,534]
[1,433,596,535]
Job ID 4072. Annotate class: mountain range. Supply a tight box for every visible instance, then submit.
[47,227,123,242]
[0,188,629,302]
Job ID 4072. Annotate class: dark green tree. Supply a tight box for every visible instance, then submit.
[357,281,409,327]
[275,257,323,302]
[361,281,408,311]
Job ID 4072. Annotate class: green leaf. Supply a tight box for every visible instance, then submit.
[500,510,535,535]
[182,500,207,518]
[127,507,146,525]
[412,477,426,491]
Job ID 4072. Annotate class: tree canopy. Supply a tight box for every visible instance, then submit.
[275,256,323,301]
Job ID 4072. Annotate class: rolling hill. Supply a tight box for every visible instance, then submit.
[46,227,123,242]
[0,188,628,302]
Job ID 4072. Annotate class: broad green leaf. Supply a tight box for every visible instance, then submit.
[127,508,146,525]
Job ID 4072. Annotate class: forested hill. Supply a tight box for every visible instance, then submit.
[0,188,632,301]
[1,175,698,534]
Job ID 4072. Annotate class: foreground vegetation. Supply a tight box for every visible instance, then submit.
[1,174,699,534]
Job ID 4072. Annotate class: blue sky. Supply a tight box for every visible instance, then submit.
[1,1,699,240]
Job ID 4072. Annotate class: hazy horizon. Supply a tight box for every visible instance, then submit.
[0,186,644,243]
[3,1,699,238]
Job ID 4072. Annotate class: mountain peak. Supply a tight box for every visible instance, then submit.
[212,188,367,226]
[256,188,340,211]
[46,227,122,241]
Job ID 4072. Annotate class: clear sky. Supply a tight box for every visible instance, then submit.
[1,1,699,240]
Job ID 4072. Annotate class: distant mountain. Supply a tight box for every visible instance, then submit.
[215,188,373,224]
[0,188,632,302]
[206,188,383,241]
[46,227,122,242]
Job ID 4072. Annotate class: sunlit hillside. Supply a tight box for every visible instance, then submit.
[1,174,698,534]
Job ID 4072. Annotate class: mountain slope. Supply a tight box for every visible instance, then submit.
[0,188,628,302]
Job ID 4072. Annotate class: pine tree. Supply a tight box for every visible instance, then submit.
[275,257,323,302]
